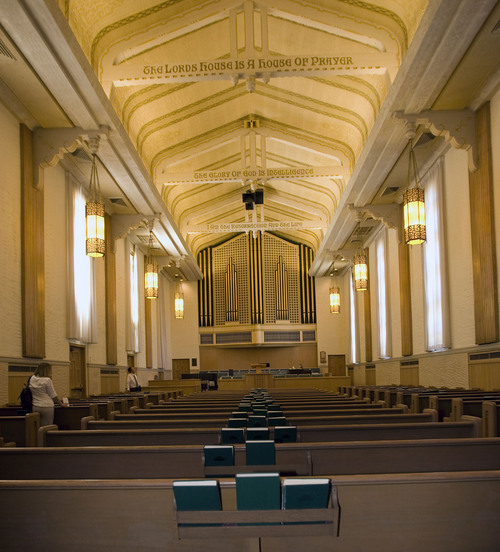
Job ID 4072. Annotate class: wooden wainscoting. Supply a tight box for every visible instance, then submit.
[469,359,500,390]
[100,369,120,394]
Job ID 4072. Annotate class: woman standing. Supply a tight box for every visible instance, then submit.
[30,362,67,426]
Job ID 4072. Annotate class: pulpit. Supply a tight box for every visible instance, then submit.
[246,365,273,388]
[250,363,268,374]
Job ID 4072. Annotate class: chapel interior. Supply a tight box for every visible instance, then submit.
[1,1,500,550]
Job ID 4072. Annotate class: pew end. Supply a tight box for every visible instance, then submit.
[460,415,482,437]
[0,412,39,447]
[80,416,95,430]
[375,400,388,408]
[38,424,58,447]
[482,401,498,437]
[423,408,439,422]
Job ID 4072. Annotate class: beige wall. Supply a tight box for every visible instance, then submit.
[0,104,22,405]
[443,148,475,349]
[0,105,22,361]
[374,361,401,386]
[315,275,348,369]
[169,280,199,374]
[493,91,500,330]
[44,166,69,363]
[419,352,469,389]
[200,343,317,372]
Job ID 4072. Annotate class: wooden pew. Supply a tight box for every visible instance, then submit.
[413,391,500,416]
[120,404,391,419]
[82,411,436,431]
[451,398,500,434]
[351,386,500,415]
[90,392,165,409]
[110,407,407,423]
[69,400,110,420]
[295,420,480,441]
[131,407,241,416]
[482,401,500,437]
[38,419,480,448]
[428,395,496,422]
[0,413,39,447]
[53,404,99,429]
[2,471,499,551]
[0,406,28,416]
[3,438,500,479]
[39,426,223,447]
[139,401,377,416]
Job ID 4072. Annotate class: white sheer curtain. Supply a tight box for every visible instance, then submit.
[125,240,140,353]
[423,158,450,351]
[376,228,391,359]
[158,272,170,371]
[67,173,97,343]
[349,268,358,364]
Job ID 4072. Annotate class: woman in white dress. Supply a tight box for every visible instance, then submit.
[29,362,67,426]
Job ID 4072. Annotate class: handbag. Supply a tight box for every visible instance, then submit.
[19,376,33,412]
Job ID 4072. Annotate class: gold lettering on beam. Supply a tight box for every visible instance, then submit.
[108,53,396,85]
[162,165,349,185]
[187,220,327,234]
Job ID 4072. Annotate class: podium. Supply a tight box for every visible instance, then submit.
[250,363,268,374]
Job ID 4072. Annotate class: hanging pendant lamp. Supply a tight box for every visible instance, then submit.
[329,266,340,314]
[353,224,368,291]
[85,137,105,257]
[145,229,158,299]
[354,250,368,291]
[175,280,184,319]
[403,139,426,245]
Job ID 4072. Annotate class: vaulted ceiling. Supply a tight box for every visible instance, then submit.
[1,0,499,281]
[63,0,425,254]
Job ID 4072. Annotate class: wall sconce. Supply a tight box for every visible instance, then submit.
[85,137,105,257]
[403,134,426,245]
[144,229,158,299]
[174,280,184,319]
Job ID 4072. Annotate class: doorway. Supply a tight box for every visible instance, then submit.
[69,345,86,399]
[328,354,346,376]
[172,358,190,380]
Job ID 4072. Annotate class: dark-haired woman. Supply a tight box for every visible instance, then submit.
[30,362,67,426]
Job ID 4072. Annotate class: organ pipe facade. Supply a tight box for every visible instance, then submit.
[197,232,316,327]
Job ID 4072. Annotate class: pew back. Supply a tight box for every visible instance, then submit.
[3,438,500,479]
[1,472,500,552]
